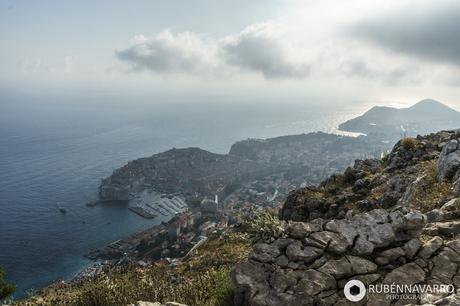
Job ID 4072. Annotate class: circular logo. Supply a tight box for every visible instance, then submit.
[344,280,366,302]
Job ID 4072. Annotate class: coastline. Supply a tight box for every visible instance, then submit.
[50,129,391,293]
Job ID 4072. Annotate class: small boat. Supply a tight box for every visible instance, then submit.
[59,208,67,214]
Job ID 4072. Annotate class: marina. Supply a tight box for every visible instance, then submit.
[128,190,188,219]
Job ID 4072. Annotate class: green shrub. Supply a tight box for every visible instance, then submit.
[401,137,418,150]
[242,209,285,243]
[0,266,15,302]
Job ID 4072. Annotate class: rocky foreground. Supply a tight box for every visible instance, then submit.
[233,130,460,305]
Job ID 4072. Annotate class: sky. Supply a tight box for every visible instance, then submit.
[2,0,460,107]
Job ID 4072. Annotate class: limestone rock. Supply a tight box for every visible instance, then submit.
[418,236,444,259]
[441,198,460,212]
[286,241,323,263]
[233,206,460,306]
[275,255,289,268]
[375,247,405,265]
[446,239,460,254]
[424,221,460,236]
[403,238,422,259]
[318,257,353,279]
[251,243,281,263]
[129,302,187,306]
[346,255,378,274]
[232,261,270,306]
[309,231,351,254]
[404,211,427,230]
[437,139,460,181]
[431,253,457,284]
[287,222,314,239]
[130,302,162,306]
[383,262,426,285]
[294,269,336,296]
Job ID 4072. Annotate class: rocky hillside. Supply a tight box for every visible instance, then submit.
[280,131,460,222]
[233,130,460,305]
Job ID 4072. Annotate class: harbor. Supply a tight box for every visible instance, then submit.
[128,189,188,218]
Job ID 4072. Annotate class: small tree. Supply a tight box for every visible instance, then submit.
[0,267,15,301]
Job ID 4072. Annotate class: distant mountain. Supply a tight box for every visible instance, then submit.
[338,99,460,139]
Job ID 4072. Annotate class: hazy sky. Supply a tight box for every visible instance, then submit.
[2,0,460,107]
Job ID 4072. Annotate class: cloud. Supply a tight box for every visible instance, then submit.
[116,31,218,74]
[116,23,310,79]
[351,0,460,66]
[221,23,310,78]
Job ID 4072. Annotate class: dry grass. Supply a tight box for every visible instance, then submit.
[408,161,453,212]
[16,234,251,306]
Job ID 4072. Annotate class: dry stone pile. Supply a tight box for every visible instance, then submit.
[233,208,460,305]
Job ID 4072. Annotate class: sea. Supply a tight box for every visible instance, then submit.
[0,90,366,298]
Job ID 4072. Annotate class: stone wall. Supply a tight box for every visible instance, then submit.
[232,208,460,305]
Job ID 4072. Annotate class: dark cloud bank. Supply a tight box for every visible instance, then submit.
[352,1,460,66]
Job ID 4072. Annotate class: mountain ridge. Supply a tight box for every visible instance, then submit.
[339,99,460,139]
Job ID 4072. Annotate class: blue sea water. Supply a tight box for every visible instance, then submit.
[0,91,365,298]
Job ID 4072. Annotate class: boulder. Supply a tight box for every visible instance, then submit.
[318,257,353,279]
[287,222,315,239]
[431,253,457,284]
[403,238,422,259]
[272,238,295,251]
[286,241,324,263]
[352,235,375,255]
[293,269,336,296]
[324,219,357,244]
[383,262,426,285]
[375,247,405,265]
[437,139,460,181]
[431,293,460,305]
[318,256,376,279]
[232,261,270,306]
[446,239,460,254]
[346,255,378,274]
[404,211,426,230]
[251,243,281,263]
[424,221,460,236]
[275,255,289,268]
[129,302,187,306]
[130,302,162,306]
[426,209,448,222]
[439,247,460,263]
[418,236,444,259]
[441,198,460,212]
[309,231,351,254]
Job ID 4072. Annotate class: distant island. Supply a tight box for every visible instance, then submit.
[339,99,460,140]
